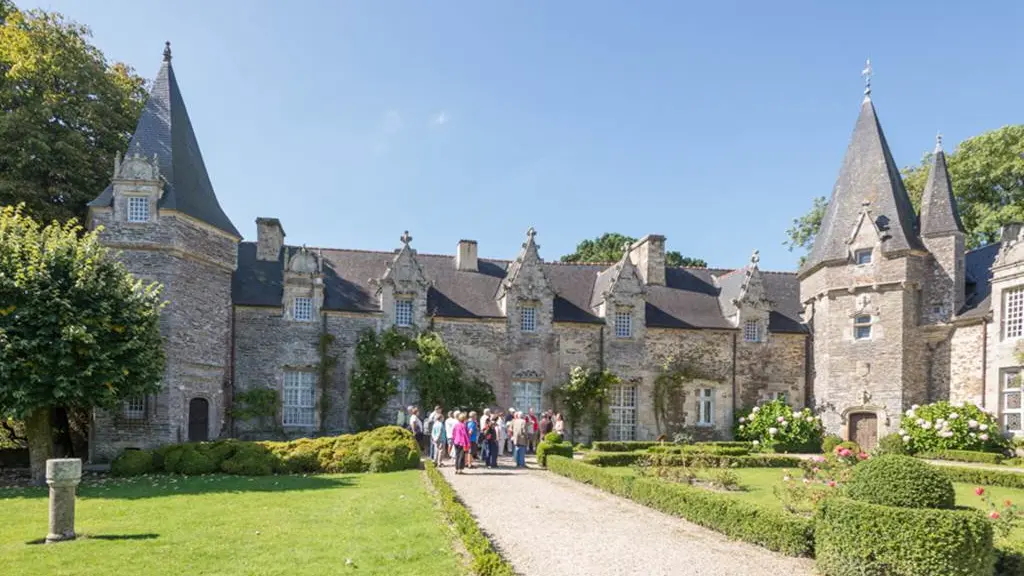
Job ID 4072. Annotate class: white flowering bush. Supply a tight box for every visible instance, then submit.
[734,399,824,452]
[900,401,1007,453]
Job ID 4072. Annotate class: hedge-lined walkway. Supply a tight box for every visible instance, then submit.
[438,459,813,576]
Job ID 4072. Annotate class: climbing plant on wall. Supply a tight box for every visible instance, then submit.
[317,332,339,431]
[409,332,495,411]
[550,366,618,442]
[653,343,727,436]
[348,328,414,430]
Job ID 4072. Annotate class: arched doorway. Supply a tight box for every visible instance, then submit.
[188,398,210,442]
[848,412,878,451]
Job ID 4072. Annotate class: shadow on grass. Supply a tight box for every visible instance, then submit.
[26,533,159,545]
[1,473,357,501]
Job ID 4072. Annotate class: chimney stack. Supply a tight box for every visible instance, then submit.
[1001,222,1023,244]
[628,234,666,285]
[256,217,286,261]
[456,239,478,272]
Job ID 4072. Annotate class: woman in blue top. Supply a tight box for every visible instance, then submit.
[466,411,479,469]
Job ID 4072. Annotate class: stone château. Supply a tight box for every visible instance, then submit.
[85,45,1024,461]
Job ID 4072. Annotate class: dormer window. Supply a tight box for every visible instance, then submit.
[520,305,537,332]
[292,297,313,321]
[743,319,762,342]
[854,314,872,340]
[1005,286,1024,340]
[395,298,413,327]
[127,196,149,223]
[854,249,872,265]
[614,310,632,338]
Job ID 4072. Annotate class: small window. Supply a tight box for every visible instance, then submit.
[854,249,872,265]
[1005,286,1024,340]
[127,196,149,223]
[854,314,872,340]
[123,397,146,420]
[283,371,316,426]
[520,305,537,332]
[292,297,313,321]
[1002,369,1022,433]
[771,391,788,404]
[696,388,714,426]
[931,304,943,315]
[614,310,632,338]
[394,298,413,327]
[743,319,761,342]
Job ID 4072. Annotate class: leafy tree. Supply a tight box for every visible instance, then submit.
[0,3,147,225]
[561,232,707,267]
[549,366,618,442]
[785,126,1024,259]
[348,328,414,431]
[0,205,165,484]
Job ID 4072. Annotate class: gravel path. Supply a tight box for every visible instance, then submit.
[438,457,815,576]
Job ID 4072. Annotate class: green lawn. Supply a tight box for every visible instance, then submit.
[0,471,463,576]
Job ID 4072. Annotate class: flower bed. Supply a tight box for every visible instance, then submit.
[583,451,802,468]
[546,455,814,556]
[110,426,420,476]
[920,449,1005,465]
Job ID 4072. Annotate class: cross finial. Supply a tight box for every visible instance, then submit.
[750,249,760,266]
[935,132,943,153]
[526,227,536,240]
[861,58,872,98]
[400,230,412,247]
[163,41,172,62]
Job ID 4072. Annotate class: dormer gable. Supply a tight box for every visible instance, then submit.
[110,147,163,224]
[592,246,646,339]
[497,227,554,334]
[282,246,324,322]
[371,231,430,329]
[717,250,772,342]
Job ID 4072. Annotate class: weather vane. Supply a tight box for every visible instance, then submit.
[861,59,872,98]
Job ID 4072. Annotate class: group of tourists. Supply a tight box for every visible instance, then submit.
[402,406,565,473]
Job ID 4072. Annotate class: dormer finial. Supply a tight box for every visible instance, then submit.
[163,41,172,62]
[861,58,872,99]
[400,230,413,247]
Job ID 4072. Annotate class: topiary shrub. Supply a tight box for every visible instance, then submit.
[821,434,843,454]
[536,441,573,466]
[543,432,562,443]
[901,401,1007,454]
[111,449,154,476]
[815,497,994,576]
[845,454,955,509]
[875,432,910,456]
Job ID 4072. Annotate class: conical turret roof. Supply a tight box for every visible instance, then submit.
[919,137,965,237]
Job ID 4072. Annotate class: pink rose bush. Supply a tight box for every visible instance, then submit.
[900,401,1006,453]
[974,486,1021,538]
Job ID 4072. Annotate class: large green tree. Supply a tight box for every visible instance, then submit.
[561,232,707,268]
[0,2,147,225]
[785,126,1024,260]
[0,206,165,484]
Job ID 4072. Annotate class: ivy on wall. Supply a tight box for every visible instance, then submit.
[230,388,280,424]
[349,328,415,431]
[409,332,495,411]
[653,342,726,437]
[317,332,339,432]
[550,366,618,442]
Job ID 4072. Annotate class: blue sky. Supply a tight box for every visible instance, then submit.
[25,1,1024,270]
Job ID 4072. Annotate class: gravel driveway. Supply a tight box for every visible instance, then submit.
[438,457,815,576]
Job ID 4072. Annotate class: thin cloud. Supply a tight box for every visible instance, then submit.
[431,111,449,126]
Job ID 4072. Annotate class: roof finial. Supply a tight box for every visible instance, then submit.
[163,41,172,62]
[526,226,536,240]
[750,249,760,267]
[861,58,872,99]
[400,230,412,247]
[935,131,943,153]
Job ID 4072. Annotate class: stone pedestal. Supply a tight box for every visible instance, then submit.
[45,458,82,543]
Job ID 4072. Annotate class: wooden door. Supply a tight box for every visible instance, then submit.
[188,398,209,442]
[849,412,878,451]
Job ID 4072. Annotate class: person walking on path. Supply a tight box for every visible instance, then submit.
[481,416,499,468]
[409,407,426,454]
[452,413,471,475]
[430,410,447,467]
[511,411,529,468]
[553,413,565,440]
[467,411,480,469]
[445,411,458,458]
[540,411,553,438]
[526,408,539,453]
[480,409,492,463]
[495,412,507,456]
[426,406,442,459]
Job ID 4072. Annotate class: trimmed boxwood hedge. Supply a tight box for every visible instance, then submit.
[919,449,1004,465]
[535,441,573,467]
[110,426,420,476]
[815,497,994,576]
[591,441,662,452]
[582,451,802,468]
[937,465,1024,490]
[647,445,751,456]
[996,540,1024,576]
[844,454,955,510]
[425,462,514,576]
[546,455,814,556]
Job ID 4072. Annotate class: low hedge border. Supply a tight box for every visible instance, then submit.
[936,465,1024,489]
[647,445,751,456]
[815,497,994,576]
[424,462,515,576]
[583,451,803,468]
[546,455,814,556]
[591,441,662,452]
[535,441,573,467]
[919,450,1004,465]
[996,541,1024,576]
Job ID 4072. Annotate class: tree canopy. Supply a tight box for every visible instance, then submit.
[785,126,1024,261]
[0,205,165,483]
[560,232,707,268]
[0,2,146,225]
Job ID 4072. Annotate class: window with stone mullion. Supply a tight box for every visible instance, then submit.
[743,319,761,342]
[127,196,149,222]
[614,310,632,338]
[283,371,316,426]
[394,298,413,327]
[1006,287,1024,339]
[1003,369,1022,433]
[520,305,537,332]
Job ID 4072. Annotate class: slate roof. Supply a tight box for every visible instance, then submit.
[919,147,966,237]
[960,243,1000,319]
[89,45,240,238]
[232,243,808,333]
[802,98,924,275]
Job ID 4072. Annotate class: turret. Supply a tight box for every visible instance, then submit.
[919,134,966,322]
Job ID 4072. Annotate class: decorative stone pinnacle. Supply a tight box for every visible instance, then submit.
[750,249,760,266]
[861,58,872,98]
[400,230,412,247]
[163,41,172,62]
[935,132,943,153]
[526,227,536,240]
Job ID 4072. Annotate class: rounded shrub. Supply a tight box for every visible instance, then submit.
[901,401,1007,454]
[111,449,154,476]
[220,444,277,476]
[734,399,823,452]
[875,432,910,456]
[174,446,217,475]
[845,454,955,509]
[815,497,994,576]
[543,432,562,443]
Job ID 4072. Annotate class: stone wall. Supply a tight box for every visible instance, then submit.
[949,321,986,406]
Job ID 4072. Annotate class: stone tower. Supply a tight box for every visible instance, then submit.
[86,43,240,461]
[919,136,967,324]
[799,77,930,449]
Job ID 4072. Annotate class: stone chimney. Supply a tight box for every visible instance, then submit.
[456,239,478,272]
[256,217,286,261]
[628,234,666,285]
[1001,222,1023,244]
